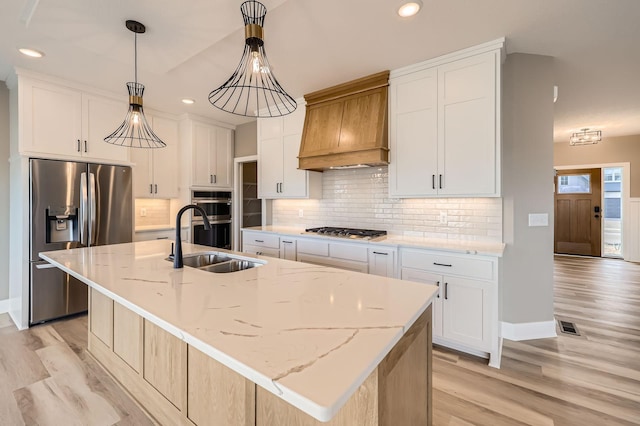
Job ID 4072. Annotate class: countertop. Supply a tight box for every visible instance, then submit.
[135,225,189,232]
[40,240,437,422]
[243,225,506,257]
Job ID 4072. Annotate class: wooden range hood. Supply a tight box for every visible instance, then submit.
[298,71,390,171]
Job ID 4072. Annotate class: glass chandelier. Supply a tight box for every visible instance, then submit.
[209,0,296,117]
[104,20,165,148]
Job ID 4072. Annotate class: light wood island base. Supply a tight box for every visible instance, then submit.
[87,288,432,425]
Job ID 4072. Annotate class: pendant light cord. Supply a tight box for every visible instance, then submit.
[134,32,138,85]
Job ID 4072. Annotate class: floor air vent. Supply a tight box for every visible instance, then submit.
[558,320,580,336]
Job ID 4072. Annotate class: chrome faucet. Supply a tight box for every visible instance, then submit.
[174,204,211,269]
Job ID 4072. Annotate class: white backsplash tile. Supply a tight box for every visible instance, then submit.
[272,166,502,242]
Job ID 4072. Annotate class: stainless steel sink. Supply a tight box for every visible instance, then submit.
[167,251,264,273]
[181,253,231,268]
[201,259,260,273]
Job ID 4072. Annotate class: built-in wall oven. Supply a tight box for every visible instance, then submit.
[191,191,232,249]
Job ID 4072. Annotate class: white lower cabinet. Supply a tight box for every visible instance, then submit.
[296,239,369,273]
[280,238,297,261]
[242,231,280,258]
[400,248,500,368]
[368,246,397,278]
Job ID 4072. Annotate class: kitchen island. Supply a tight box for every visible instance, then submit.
[40,240,437,425]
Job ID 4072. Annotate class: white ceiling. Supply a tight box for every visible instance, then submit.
[1,0,639,142]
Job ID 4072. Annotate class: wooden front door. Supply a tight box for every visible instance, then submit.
[554,168,602,256]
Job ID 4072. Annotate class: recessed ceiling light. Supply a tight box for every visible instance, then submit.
[398,0,423,17]
[181,98,195,105]
[18,48,44,58]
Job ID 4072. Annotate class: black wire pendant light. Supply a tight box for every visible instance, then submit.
[209,0,296,117]
[104,20,165,148]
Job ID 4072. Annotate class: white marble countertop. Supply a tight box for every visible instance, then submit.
[40,240,437,422]
[242,225,505,257]
[135,224,189,232]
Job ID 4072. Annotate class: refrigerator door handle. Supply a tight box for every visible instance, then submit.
[89,172,97,246]
[80,172,88,246]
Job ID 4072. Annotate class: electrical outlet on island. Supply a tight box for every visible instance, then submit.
[298,209,304,218]
[140,208,147,217]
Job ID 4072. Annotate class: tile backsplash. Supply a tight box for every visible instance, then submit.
[135,198,171,227]
[272,167,502,241]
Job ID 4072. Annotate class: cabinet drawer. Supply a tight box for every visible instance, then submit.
[330,243,368,262]
[242,244,280,258]
[243,231,279,249]
[401,249,494,280]
[297,239,329,256]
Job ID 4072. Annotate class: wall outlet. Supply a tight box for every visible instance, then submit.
[298,209,304,218]
[140,208,147,217]
[439,211,447,224]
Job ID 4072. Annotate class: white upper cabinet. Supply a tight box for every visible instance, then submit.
[131,114,180,198]
[81,93,130,163]
[257,105,322,199]
[19,76,130,163]
[389,40,503,198]
[182,119,234,190]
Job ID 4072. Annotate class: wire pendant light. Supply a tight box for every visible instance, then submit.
[104,20,165,148]
[209,0,296,117]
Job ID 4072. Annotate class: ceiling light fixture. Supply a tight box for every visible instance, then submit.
[569,128,601,146]
[208,0,296,117]
[104,20,165,148]
[398,0,423,17]
[18,48,44,58]
[181,98,195,105]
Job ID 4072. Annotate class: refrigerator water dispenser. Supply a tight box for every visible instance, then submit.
[46,207,78,243]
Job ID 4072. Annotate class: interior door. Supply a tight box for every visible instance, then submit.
[555,168,602,256]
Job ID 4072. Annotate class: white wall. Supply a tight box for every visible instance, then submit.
[0,83,10,303]
[234,121,257,157]
[273,166,503,241]
[501,53,556,327]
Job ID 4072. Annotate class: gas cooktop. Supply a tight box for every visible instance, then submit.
[304,227,387,240]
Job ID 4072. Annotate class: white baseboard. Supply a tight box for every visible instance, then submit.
[0,298,10,314]
[501,320,557,341]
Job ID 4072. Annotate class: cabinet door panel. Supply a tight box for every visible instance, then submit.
[442,276,490,349]
[131,149,153,197]
[188,346,255,425]
[214,127,233,188]
[82,94,130,162]
[401,268,443,337]
[90,288,113,348]
[143,320,187,410]
[113,302,142,372]
[438,52,496,196]
[368,248,396,278]
[151,116,179,198]
[192,123,212,187]
[258,136,283,198]
[389,71,438,197]
[280,239,297,261]
[281,134,307,197]
[27,82,82,157]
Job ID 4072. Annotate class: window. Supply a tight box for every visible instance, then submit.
[558,174,590,194]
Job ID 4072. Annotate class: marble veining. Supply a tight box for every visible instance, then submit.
[40,240,437,422]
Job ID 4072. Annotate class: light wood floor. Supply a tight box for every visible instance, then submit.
[1,255,638,425]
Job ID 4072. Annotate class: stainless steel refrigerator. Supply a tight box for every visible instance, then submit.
[29,159,133,325]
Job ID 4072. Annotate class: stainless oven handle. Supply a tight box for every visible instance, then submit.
[191,200,232,204]
[192,219,232,225]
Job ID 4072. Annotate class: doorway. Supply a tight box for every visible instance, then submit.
[554,168,602,256]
